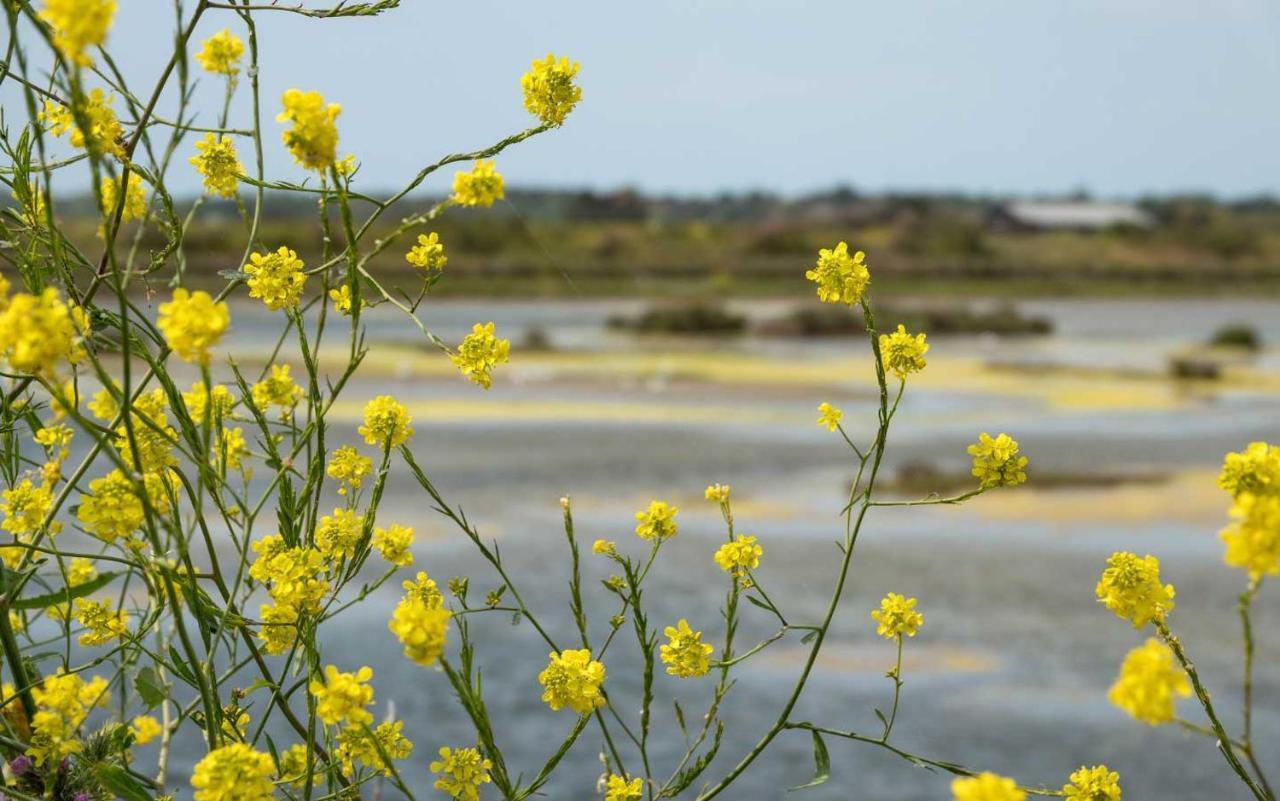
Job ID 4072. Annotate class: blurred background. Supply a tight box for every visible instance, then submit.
[11,1,1280,798]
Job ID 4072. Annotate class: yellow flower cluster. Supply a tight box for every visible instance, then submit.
[2,477,56,538]
[538,648,606,715]
[196,29,244,76]
[805,242,870,305]
[521,53,582,126]
[704,483,731,503]
[1218,441,1280,497]
[430,746,493,801]
[130,714,162,745]
[190,743,276,801]
[1217,442,1280,577]
[335,720,413,777]
[27,670,110,766]
[41,89,124,159]
[452,160,505,208]
[249,534,329,653]
[660,619,713,678]
[99,172,148,227]
[278,89,341,171]
[0,287,89,376]
[251,363,304,417]
[328,284,364,316]
[871,592,923,639]
[244,246,306,311]
[879,324,929,379]
[604,774,644,801]
[359,395,414,447]
[191,134,243,198]
[327,446,373,495]
[183,381,236,425]
[113,390,180,474]
[967,432,1027,489]
[1062,764,1122,801]
[73,597,129,646]
[451,322,510,389]
[158,289,230,364]
[1095,552,1175,628]
[373,524,414,566]
[816,402,842,432]
[309,664,375,726]
[634,500,678,541]
[39,0,116,66]
[406,231,447,271]
[77,469,151,542]
[389,572,451,666]
[315,507,363,561]
[1107,637,1189,725]
[952,772,1025,801]
[713,535,762,582]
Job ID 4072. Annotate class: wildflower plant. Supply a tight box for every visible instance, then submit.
[0,4,1273,801]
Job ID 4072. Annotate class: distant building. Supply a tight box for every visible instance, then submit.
[987,201,1155,232]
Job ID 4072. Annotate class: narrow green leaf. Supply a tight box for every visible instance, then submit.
[789,730,831,791]
[95,763,153,801]
[12,572,118,609]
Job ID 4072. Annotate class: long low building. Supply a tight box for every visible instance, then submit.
[987,200,1156,232]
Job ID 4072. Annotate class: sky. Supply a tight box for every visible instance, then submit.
[13,0,1280,198]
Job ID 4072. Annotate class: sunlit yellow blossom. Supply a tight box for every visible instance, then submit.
[26,671,110,766]
[1218,441,1280,498]
[251,364,303,417]
[704,483,731,502]
[1220,492,1280,578]
[359,395,413,447]
[521,53,582,126]
[244,247,305,311]
[88,384,119,421]
[805,242,870,305]
[257,603,298,655]
[327,446,372,495]
[871,592,923,639]
[158,289,230,364]
[276,743,310,786]
[879,324,929,379]
[130,714,162,745]
[73,597,129,646]
[40,89,123,158]
[34,424,74,462]
[191,743,275,801]
[249,535,329,614]
[195,29,243,76]
[1096,552,1175,628]
[0,287,89,376]
[604,774,644,801]
[451,160,504,208]
[538,648,605,715]
[9,610,24,634]
[592,539,617,556]
[373,524,414,567]
[430,746,492,801]
[451,322,510,389]
[405,232,447,271]
[713,535,761,581]
[402,571,444,608]
[817,402,842,432]
[388,597,451,666]
[952,772,1025,801]
[315,507,363,561]
[1108,637,1189,725]
[78,470,145,542]
[328,284,365,315]
[309,665,374,727]
[216,426,250,474]
[335,720,412,778]
[2,478,55,536]
[1062,765,1121,801]
[191,134,243,198]
[278,89,341,171]
[183,381,235,425]
[99,172,148,228]
[660,619,713,678]
[39,0,116,66]
[967,432,1027,489]
[634,500,678,541]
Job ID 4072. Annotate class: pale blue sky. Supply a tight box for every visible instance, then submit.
[24,1,1280,197]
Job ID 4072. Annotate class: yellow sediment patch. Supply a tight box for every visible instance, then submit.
[973,469,1225,524]
[757,642,997,675]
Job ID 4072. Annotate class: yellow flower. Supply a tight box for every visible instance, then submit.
[405,232,447,271]
[1095,552,1175,628]
[816,402,842,431]
[251,364,304,417]
[430,746,492,801]
[389,597,451,666]
[34,424,74,462]
[805,242,870,305]
[0,287,89,376]
[315,506,363,562]
[327,446,372,495]
[871,592,923,639]
[1107,638,1189,725]
[183,381,236,425]
[451,160,504,208]
[308,664,374,727]
[1218,441,1280,498]
[328,284,365,315]
[538,648,606,715]
[451,322,510,389]
[40,89,123,158]
[278,89,341,172]
[592,539,617,556]
[39,0,116,66]
[967,432,1027,489]
[1063,765,1121,801]
[634,500,678,541]
[604,774,643,801]
[335,720,412,778]
[249,535,329,614]
[704,483,731,502]
[190,743,275,801]
[73,597,129,646]
[879,324,929,379]
[1220,492,1280,578]
[78,469,144,542]
[2,477,55,536]
[191,134,243,198]
[276,743,310,786]
[158,289,230,364]
[660,619,713,678]
[359,395,413,447]
[195,29,244,76]
[244,247,306,311]
[403,570,445,607]
[373,524,414,567]
[130,714,162,746]
[952,772,1025,801]
[257,603,298,655]
[99,172,148,226]
[27,670,108,765]
[521,53,582,126]
[713,535,762,584]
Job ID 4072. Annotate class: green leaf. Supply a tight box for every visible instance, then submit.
[789,730,831,791]
[167,646,198,687]
[745,594,775,613]
[134,667,167,710]
[95,763,154,801]
[11,572,118,609]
